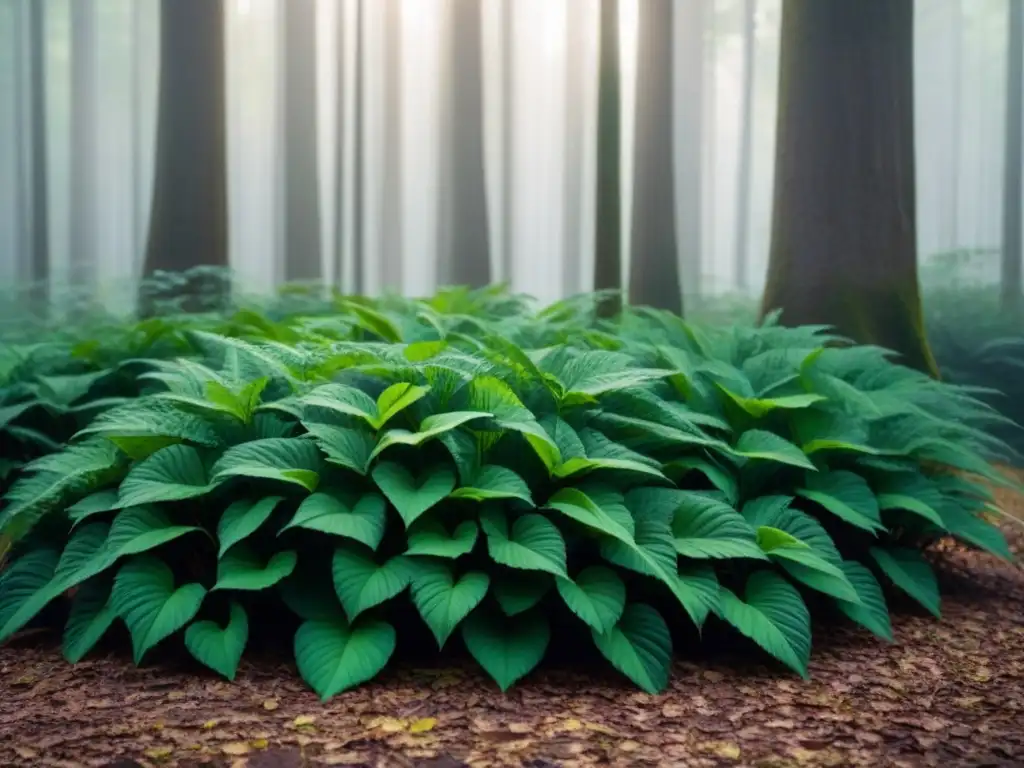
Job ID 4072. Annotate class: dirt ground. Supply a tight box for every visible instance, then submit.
[2,486,1023,768]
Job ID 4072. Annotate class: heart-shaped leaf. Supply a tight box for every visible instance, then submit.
[63,577,118,663]
[281,492,387,551]
[405,520,479,559]
[294,617,396,701]
[117,444,211,507]
[556,566,625,634]
[213,546,298,592]
[592,603,672,694]
[332,545,411,620]
[185,601,249,680]
[450,465,535,506]
[409,561,489,647]
[480,508,567,577]
[211,438,322,491]
[217,496,284,557]
[372,462,455,528]
[462,608,550,691]
[493,572,551,616]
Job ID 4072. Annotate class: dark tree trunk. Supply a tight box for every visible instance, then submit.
[438,0,491,288]
[562,0,585,297]
[141,0,229,313]
[760,0,937,375]
[733,0,756,293]
[594,0,621,317]
[629,0,679,314]
[1001,0,1023,314]
[281,0,322,284]
[677,0,706,306]
[380,0,403,292]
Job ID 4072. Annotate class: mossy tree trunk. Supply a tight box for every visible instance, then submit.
[760,0,938,376]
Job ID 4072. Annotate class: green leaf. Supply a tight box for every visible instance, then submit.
[462,608,550,691]
[663,457,739,505]
[117,444,211,507]
[743,497,842,565]
[211,438,322,491]
[217,496,284,557]
[731,430,816,470]
[592,603,672,694]
[300,383,379,425]
[869,547,940,617]
[103,506,203,563]
[303,423,376,476]
[797,471,885,534]
[0,549,59,639]
[940,506,1013,562]
[63,577,118,663]
[719,387,826,418]
[332,546,411,620]
[671,494,766,560]
[111,556,207,664]
[875,472,946,528]
[755,526,807,551]
[717,571,811,678]
[493,572,551,616]
[294,617,396,701]
[370,411,492,460]
[375,383,430,428]
[282,492,387,551]
[185,601,249,680]
[556,566,625,634]
[835,561,893,641]
[479,508,567,577]
[371,462,456,528]
[67,490,121,524]
[409,561,489,647]
[405,520,479,559]
[213,546,298,591]
[765,546,861,604]
[450,465,535,505]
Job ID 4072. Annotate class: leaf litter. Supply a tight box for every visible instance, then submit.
[1,487,1023,767]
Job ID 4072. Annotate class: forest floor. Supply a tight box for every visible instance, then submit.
[2,483,1024,768]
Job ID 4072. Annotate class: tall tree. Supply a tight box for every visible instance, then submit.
[500,0,514,285]
[593,0,621,317]
[142,0,229,310]
[352,0,366,292]
[69,0,97,292]
[333,0,345,290]
[27,0,49,306]
[562,0,586,298]
[760,0,937,375]
[281,0,322,283]
[438,0,491,288]
[1002,0,1023,314]
[380,0,403,291]
[944,0,962,250]
[628,0,679,314]
[733,0,756,293]
[677,0,706,305]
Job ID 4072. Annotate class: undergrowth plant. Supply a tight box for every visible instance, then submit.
[0,284,1018,699]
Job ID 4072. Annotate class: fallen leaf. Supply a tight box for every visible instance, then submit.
[13,747,38,760]
[292,715,316,728]
[619,740,642,752]
[144,747,173,761]
[701,741,741,759]
[262,699,279,711]
[410,717,437,734]
[368,716,408,733]
[222,742,251,756]
[560,718,583,732]
[203,719,219,730]
[583,721,617,736]
[252,738,269,749]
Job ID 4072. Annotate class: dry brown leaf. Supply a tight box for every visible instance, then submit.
[292,714,316,727]
[202,719,219,730]
[221,742,251,756]
[144,747,174,761]
[262,699,279,711]
[409,717,437,734]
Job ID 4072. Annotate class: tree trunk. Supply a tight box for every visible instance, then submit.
[28,0,49,307]
[281,0,322,284]
[760,0,937,375]
[438,0,491,288]
[1001,0,1023,314]
[628,0,679,314]
[594,0,621,317]
[69,0,97,293]
[500,0,514,285]
[562,0,585,298]
[733,0,756,293]
[676,0,706,306]
[944,0,962,251]
[332,0,345,290]
[142,0,229,313]
[380,0,403,292]
[352,0,365,293]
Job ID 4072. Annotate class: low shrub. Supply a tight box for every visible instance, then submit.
[0,287,1017,699]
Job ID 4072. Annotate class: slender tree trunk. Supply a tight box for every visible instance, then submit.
[945,0,962,251]
[28,0,49,307]
[594,0,621,317]
[500,0,514,286]
[353,0,365,293]
[1001,0,1023,314]
[761,0,937,375]
[677,0,706,306]
[131,0,144,265]
[562,0,585,298]
[438,0,491,288]
[733,0,756,293]
[281,0,322,284]
[141,0,229,312]
[380,0,403,292]
[628,0,679,314]
[333,0,346,290]
[69,0,97,294]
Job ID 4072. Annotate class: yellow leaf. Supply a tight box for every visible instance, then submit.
[561,718,582,732]
[221,742,251,756]
[152,721,165,731]
[202,719,219,730]
[144,747,173,761]
[583,721,617,736]
[293,715,316,727]
[707,742,741,760]
[252,738,269,749]
[410,717,437,734]
[262,699,279,711]
[368,716,408,733]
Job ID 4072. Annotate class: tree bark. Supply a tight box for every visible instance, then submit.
[760,0,937,375]
[353,0,366,293]
[141,0,229,312]
[28,0,49,306]
[69,0,97,292]
[562,0,585,298]
[332,0,346,290]
[628,0,679,314]
[380,0,403,292]
[281,0,322,284]
[500,0,514,286]
[438,0,491,288]
[594,0,621,317]
[676,0,706,305]
[1001,0,1023,314]
[733,0,756,293]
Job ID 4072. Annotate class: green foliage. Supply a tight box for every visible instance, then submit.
[0,280,1016,698]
